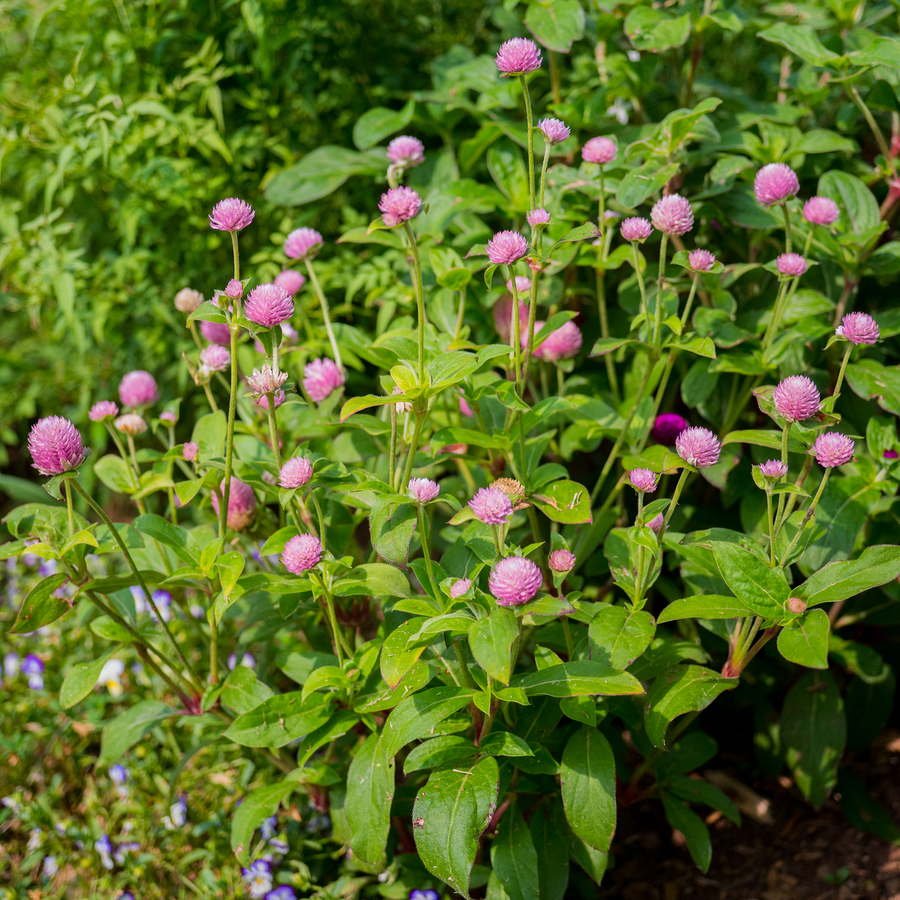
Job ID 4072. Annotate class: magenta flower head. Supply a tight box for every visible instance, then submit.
[776,252,807,277]
[199,345,230,373]
[284,227,324,260]
[647,512,665,533]
[28,416,87,476]
[537,118,570,145]
[200,319,231,346]
[489,556,543,606]
[469,487,513,525]
[548,549,576,572]
[495,38,542,75]
[282,534,323,574]
[450,578,472,598]
[885,449,899,460]
[225,279,243,300]
[211,478,257,531]
[408,477,440,503]
[651,194,693,236]
[837,312,879,345]
[245,284,294,328]
[527,208,551,227]
[534,320,582,363]
[813,432,854,468]
[754,163,799,206]
[629,468,659,493]
[379,186,422,227]
[487,231,528,266]
[119,371,159,408]
[209,198,254,232]
[89,401,119,423]
[803,196,840,226]
[274,269,306,295]
[621,217,653,243]
[773,375,820,422]
[115,414,147,436]
[757,460,788,481]
[279,456,313,489]
[183,442,199,462]
[459,394,473,418]
[387,135,425,167]
[688,249,716,272]
[303,358,345,403]
[675,426,721,468]
[651,413,689,445]
[582,136,617,165]
[174,288,203,313]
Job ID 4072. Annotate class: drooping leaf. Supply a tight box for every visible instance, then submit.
[560,726,617,852]
[231,781,298,865]
[491,802,540,900]
[60,649,120,709]
[10,573,71,634]
[98,700,177,766]
[345,734,395,870]
[469,607,518,685]
[796,545,900,607]
[777,609,830,669]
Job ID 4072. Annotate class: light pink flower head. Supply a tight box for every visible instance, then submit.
[489,556,543,606]
[647,512,665,533]
[450,578,472,598]
[757,459,788,480]
[548,549,576,572]
[651,194,693,236]
[379,186,422,227]
[387,135,425,167]
[209,198,255,232]
[256,391,285,411]
[245,284,294,328]
[469,487,513,525]
[160,411,177,424]
[303,358,345,403]
[282,534,322,574]
[28,416,87,476]
[115,413,147,436]
[837,312,879,345]
[487,231,528,266]
[776,253,807,277]
[812,432,854,468]
[802,196,840,226]
[629,468,659,493]
[274,269,306,295]
[506,275,532,294]
[280,456,313,489]
[527,208,551,227]
[495,38,542,75]
[199,345,231,373]
[459,394,473,418]
[119,371,159,408]
[582,136,617,165]
[284,227,324,260]
[534,320,582,363]
[537,118,570,145]
[183,442,199,462]
[225,279,243,300]
[247,365,288,396]
[675,426,721,468]
[89,401,119,422]
[408,477,440,503]
[773,375,820,422]
[688,249,716,272]
[174,288,203,313]
[200,319,231,346]
[212,478,257,531]
[754,163,799,206]
[493,296,531,344]
[621,217,653,242]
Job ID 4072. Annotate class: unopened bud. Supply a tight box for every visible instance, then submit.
[788,597,807,615]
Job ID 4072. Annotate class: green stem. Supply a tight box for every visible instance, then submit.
[202,382,219,413]
[782,202,792,255]
[220,320,239,539]
[399,413,425,493]
[417,505,440,597]
[455,287,466,340]
[389,406,398,491]
[318,581,348,666]
[264,393,282,470]
[766,490,776,566]
[538,141,551,209]
[401,221,426,382]
[519,75,536,210]
[492,524,503,559]
[64,479,74,537]
[779,469,831,565]
[304,258,343,370]
[632,242,650,324]
[658,467,690,542]
[847,82,898,180]
[761,278,790,356]
[521,271,540,387]
[309,490,327,545]
[508,267,523,392]
[653,234,669,350]
[680,274,700,329]
[833,343,853,399]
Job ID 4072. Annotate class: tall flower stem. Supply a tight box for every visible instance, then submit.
[781,202,792,254]
[833,343,853,399]
[508,267,523,391]
[401,222,426,382]
[304,258,343,370]
[63,479,75,536]
[313,577,349,666]
[538,141,551,208]
[653,234,669,350]
[779,469,831,565]
[658,467,690,542]
[264,394,282,470]
[417,505,440,597]
[596,191,619,403]
[202,383,219,413]
[761,278,790,356]
[521,274,541,387]
[389,406,398,490]
[631,243,650,324]
[766,489,776,566]
[518,75,536,210]
[220,234,243,540]
[847,83,898,181]
[400,411,425,492]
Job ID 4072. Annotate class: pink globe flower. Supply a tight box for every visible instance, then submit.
[754,163,799,206]
[387,136,425,167]
[647,512,665,533]
[256,391,285,411]
[527,208,551,227]
[802,196,840,226]
[89,401,119,422]
[628,468,659,493]
[212,478,257,531]
[303,358,345,403]
[773,375,820,422]
[885,449,899,460]
[537,118,570,145]
[200,319,231,346]
[282,534,323,574]
[651,413,689,445]
[776,253,807,277]
[495,38,542,75]
[450,578,472,598]
[225,279,243,300]
[493,296,531,344]
[280,456,313,489]
[183,442,199,462]
[548,549,576,572]
[245,284,294,328]
[408,477,440,503]
[812,432,854,468]
[174,288,203,313]
[28,416,87,476]
[489,556,543,606]
[534,320,582,362]
[837,312,879,345]
[199,345,231,373]
[757,459,788,480]
[209,198,255,232]
[651,194,694,236]
[486,230,528,266]
[247,365,288,396]
[582,136,617,165]
[119,371,159,408]
[675,426,721,468]
[621,217,653,242]
[469,487,513,525]
[284,228,324,260]
[274,270,306,295]
[115,413,147,435]
[379,186,422,227]
[688,249,716,272]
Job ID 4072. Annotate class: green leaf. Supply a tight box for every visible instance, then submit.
[479,731,534,757]
[427,350,481,390]
[93,454,136,494]
[337,564,411,599]
[657,594,753,623]
[796,545,900,607]
[777,609,830,669]
[511,661,644,698]
[98,700,177,766]
[588,606,656,669]
[10,573,70,634]
[661,796,712,872]
[781,671,846,808]
[352,101,414,150]
[757,23,841,67]
[340,393,405,422]
[589,337,642,357]
[370,499,418,568]
[531,480,592,524]
[174,479,203,506]
[711,542,789,618]
[231,781,297,865]
[224,693,333,748]
[220,665,274,715]
[531,799,570,900]
[382,686,478,759]
[404,736,478,774]
[381,620,429,689]
[469,607,518,685]
[560,726,616,852]
[524,0,585,52]
[412,756,499,899]
[265,145,382,206]
[645,665,736,749]
[216,550,245,598]
[133,514,199,565]
[819,170,880,235]
[0,474,61,504]
[60,649,120,709]
[665,776,740,825]
[616,162,680,209]
[192,410,227,455]
[346,734,395,870]
[487,141,530,212]
[491,802,540,900]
